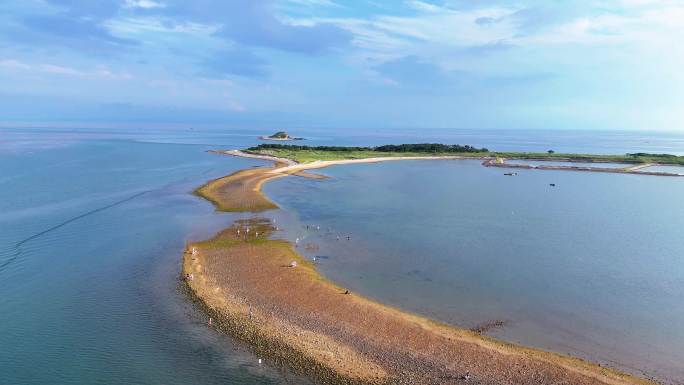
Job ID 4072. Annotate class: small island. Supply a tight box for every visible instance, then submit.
[259,131,304,141]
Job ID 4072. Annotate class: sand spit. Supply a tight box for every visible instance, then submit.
[183,218,655,385]
[222,149,683,177]
[194,163,284,212]
[198,151,473,212]
[199,150,681,214]
[187,153,658,385]
[216,149,297,166]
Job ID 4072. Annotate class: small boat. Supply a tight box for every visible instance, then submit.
[549,183,556,187]
[504,172,518,176]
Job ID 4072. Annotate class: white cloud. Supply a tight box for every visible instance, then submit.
[298,5,517,68]
[123,0,166,9]
[407,1,441,13]
[0,59,133,80]
[293,1,684,75]
[106,17,219,36]
[0,59,31,70]
[285,0,340,7]
[40,64,83,76]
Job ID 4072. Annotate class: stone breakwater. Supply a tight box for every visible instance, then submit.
[482,159,684,176]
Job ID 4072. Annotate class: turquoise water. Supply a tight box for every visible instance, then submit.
[264,160,684,383]
[2,127,684,384]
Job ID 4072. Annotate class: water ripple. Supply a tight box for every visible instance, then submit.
[0,189,152,274]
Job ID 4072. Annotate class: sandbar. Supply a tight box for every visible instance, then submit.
[186,152,658,385]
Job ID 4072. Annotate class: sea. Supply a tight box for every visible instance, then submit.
[1,126,683,384]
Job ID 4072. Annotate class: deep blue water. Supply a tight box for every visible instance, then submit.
[1,127,684,384]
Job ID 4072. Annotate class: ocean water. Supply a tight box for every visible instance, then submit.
[264,160,684,383]
[0,136,314,385]
[1,126,684,385]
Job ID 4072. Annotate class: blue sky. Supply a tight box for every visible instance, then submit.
[0,0,682,131]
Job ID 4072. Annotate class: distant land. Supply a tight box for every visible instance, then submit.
[258,131,304,141]
[246,143,684,167]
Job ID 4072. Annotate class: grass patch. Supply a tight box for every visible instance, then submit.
[246,145,684,166]
[246,149,489,163]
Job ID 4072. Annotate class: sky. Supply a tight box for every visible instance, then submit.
[0,0,682,131]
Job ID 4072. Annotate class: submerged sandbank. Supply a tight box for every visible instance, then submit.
[187,155,657,385]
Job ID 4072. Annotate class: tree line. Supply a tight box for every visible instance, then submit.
[249,143,489,153]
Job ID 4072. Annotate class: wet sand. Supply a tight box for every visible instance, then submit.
[187,156,658,385]
[194,161,286,212]
[198,152,474,212]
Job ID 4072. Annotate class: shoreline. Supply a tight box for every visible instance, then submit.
[184,152,659,385]
[229,149,683,177]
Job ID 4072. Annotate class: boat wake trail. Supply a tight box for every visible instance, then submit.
[0,189,152,273]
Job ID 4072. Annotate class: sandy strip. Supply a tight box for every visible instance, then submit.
[183,219,655,385]
[222,149,480,174]
[218,149,298,165]
[624,163,654,171]
[227,150,683,178]
[189,158,658,385]
[198,152,478,212]
[267,155,473,174]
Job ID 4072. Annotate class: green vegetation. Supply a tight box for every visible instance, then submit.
[261,131,304,140]
[251,143,489,153]
[252,144,372,152]
[247,143,490,163]
[626,153,684,164]
[495,152,684,165]
[245,144,684,166]
[269,131,289,139]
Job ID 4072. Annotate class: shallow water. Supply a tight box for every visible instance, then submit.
[264,160,684,383]
[2,127,684,385]
[505,160,631,168]
[0,138,314,385]
[640,165,684,174]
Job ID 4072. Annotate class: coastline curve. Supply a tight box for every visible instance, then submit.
[187,151,658,385]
